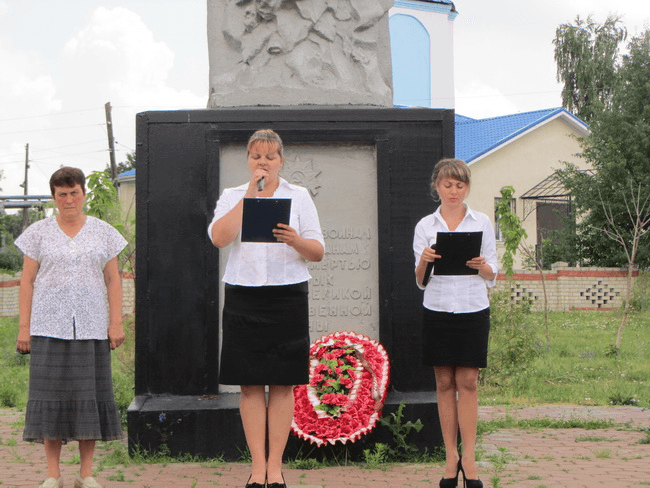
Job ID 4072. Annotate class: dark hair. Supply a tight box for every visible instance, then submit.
[247,129,284,158]
[49,167,86,196]
[430,158,471,200]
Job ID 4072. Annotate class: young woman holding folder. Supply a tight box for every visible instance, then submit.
[209,129,325,488]
[413,158,498,488]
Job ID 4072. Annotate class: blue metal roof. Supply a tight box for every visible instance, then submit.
[117,169,135,177]
[117,108,588,177]
[455,108,588,163]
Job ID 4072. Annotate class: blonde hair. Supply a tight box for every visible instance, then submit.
[430,158,471,200]
[247,129,284,158]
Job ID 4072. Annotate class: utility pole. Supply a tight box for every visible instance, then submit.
[105,102,117,181]
[20,143,29,232]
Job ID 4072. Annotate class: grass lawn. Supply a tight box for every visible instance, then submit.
[1,309,648,412]
[479,309,650,408]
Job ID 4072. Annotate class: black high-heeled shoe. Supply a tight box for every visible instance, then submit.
[458,459,483,488]
[245,475,265,488]
[439,459,461,488]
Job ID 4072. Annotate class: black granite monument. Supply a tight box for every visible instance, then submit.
[128,107,453,459]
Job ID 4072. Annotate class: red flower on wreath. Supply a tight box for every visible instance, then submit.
[292,331,390,446]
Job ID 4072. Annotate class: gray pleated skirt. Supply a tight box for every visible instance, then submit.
[23,336,123,443]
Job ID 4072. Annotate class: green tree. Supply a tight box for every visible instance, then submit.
[556,29,650,351]
[496,186,551,351]
[105,151,135,177]
[556,28,650,269]
[553,14,627,123]
[85,170,135,274]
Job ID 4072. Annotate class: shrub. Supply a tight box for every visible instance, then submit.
[630,270,650,312]
[481,290,540,386]
[0,383,18,408]
[0,244,23,272]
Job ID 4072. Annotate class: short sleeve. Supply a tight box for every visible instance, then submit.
[14,222,42,261]
[105,225,128,264]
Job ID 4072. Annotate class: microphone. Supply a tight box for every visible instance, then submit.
[257,176,265,192]
[422,245,435,286]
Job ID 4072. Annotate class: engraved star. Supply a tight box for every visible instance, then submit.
[283,156,322,196]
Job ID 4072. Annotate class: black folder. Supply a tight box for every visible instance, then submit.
[241,198,291,243]
[423,231,483,285]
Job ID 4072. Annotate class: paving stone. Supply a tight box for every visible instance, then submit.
[1,406,649,487]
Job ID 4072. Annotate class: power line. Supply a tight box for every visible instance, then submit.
[0,140,107,160]
[0,149,108,165]
[116,141,134,152]
[0,123,105,135]
[0,108,104,123]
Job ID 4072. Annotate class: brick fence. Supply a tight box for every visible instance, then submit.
[494,262,638,311]
[0,273,20,317]
[0,263,638,317]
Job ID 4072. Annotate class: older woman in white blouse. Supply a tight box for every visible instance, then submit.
[209,129,324,488]
[15,167,126,488]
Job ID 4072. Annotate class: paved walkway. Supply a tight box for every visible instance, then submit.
[1,405,649,488]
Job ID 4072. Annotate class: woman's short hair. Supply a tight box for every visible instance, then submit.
[50,167,86,195]
[430,158,471,199]
[247,129,284,158]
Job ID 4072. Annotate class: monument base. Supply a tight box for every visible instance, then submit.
[127,391,441,460]
[132,107,454,460]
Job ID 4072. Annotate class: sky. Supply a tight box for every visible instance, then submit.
[0,0,647,198]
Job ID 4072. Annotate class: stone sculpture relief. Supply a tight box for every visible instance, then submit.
[207,0,394,107]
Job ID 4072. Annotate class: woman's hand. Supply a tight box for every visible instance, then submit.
[272,223,299,246]
[467,256,496,280]
[108,323,126,350]
[16,329,30,354]
[245,169,269,198]
[421,246,441,264]
[415,246,441,287]
[273,223,324,262]
[17,255,38,355]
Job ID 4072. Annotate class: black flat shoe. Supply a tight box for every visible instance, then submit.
[439,459,461,488]
[267,473,286,488]
[245,475,265,488]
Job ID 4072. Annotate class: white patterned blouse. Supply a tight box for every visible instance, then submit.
[14,216,127,340]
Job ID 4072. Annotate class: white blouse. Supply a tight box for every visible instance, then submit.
[15,216,127,340]
[208,178,325,286]
[413,205,498,313]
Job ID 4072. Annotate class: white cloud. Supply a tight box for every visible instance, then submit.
[62,7,204,109]
[0,38,63,197]
[0,41,61,119]
[58,6,206,165]
[0,5,206,197]
[455,81,519,119]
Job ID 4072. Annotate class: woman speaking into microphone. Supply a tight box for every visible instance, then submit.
[208,129,324,488]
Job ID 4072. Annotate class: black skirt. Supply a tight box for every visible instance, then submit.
[422,307,491,368]
[23,336,123,443]
[219,282,310,385]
